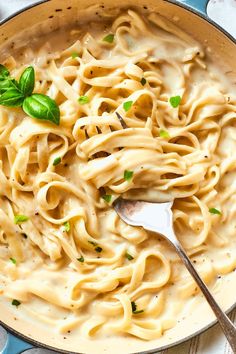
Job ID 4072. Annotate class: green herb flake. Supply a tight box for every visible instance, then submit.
[125,252,134,261]
[53,157,61,166]
[63,221,70,232]
[131,301,137,312]
[71,52,79,59]
[169,95,181,108]
[159,129,170,139]
[124,170,133,181]
[95,246,103,253]
[102,34,114,43]
[131,301,144,314]
[102,194,112,203]
[78,95,90,105]
[88,240,98,246]
[133,309,144,314]
[12,299,21,307]
[209,208,222,215]
[123,100,133,112]
[10,258,16,265]
[77,256,84,263]
[14,215,29,224]
[140,77,146,86]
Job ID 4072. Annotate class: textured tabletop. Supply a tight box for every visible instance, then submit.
[0,1,236,354]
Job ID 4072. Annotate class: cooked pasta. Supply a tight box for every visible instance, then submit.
[1,8,236,345]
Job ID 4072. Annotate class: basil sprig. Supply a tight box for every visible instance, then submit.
[23,94,60,125]
[19,66,35,97]
[0,64,60,125]
[0,78,19,95]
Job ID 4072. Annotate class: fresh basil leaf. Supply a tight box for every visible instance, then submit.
[0,89,24,107]
[23,94,60,125]
[0,64,9,78]
[0,79,19,94]
[19,66,35,97]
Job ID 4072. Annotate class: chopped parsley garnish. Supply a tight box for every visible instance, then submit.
[14,215,29,224]
[125,252,134,261]
[102,34,114,43]
[123,100,133,112]
[169,95,181,108]
[78,95,90,105]
[95,246,103,253]
[12,299,21,307]
[77,256,84,263]
[209,208,222,215]
[102,194,112,203]
[159,129,170,139]
[88,240,98,246]
[140,77,146,86]
[124,170,133,181]
[10,258,16,265]
[63,221,70,232]
[71,52,79,59]
[131,301,144,314]
[53,157,61,166]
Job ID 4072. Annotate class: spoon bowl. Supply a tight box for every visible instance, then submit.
[114,198,236,354]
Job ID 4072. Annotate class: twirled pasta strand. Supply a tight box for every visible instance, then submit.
[0,9,236,342]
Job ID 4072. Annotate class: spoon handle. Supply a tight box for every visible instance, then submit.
[174,240,236,353]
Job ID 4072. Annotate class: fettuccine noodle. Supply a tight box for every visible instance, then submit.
[1,9,236,343]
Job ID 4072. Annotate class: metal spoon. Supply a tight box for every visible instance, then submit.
[114,199,236,353]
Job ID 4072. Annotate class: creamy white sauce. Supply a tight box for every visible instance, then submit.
[0,7,236,354]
